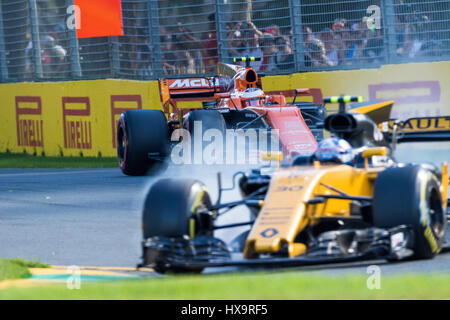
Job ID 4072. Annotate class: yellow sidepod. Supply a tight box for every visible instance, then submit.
[244,164,376,258]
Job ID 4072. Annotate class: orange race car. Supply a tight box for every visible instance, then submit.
[116,57,326,175]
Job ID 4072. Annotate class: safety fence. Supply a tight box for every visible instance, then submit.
[0,0,449,82]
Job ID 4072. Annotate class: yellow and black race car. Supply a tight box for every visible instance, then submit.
[138,96,449,273]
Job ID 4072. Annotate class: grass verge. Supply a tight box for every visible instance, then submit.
[0,152,117,168]
[0,258,48,282]
[1,271,450,299]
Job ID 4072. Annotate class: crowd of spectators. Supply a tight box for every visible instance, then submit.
[156,8,446,75]
[19,5,448,79]
[305,17,386,67]
[224,16,388,71]
[158,14,217,75]
[157,16,297,75]
[394,12,444,59]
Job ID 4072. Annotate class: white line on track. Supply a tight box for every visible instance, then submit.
[0,169,115,177]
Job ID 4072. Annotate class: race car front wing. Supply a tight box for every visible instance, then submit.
[140,225,418,271]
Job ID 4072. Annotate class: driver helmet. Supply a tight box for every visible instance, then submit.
[241,87,265,107]
[314,137,354,164]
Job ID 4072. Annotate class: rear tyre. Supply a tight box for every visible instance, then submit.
[186,109,226,134]
[117,110,169,176]
[373,165,446,259]
[142,178,213,273]
[185,110,226,164]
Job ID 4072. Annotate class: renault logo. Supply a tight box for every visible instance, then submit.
[260,228,278,238]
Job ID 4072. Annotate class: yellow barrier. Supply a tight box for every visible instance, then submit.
[262,61,450,120]
[0,79,161,157]
[0,61,449,157]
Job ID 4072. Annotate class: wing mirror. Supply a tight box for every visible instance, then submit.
[362,147,387,158]
[361,147,388,169]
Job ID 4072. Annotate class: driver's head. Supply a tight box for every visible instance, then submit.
[314,137,353,164]
[241,88,265,107]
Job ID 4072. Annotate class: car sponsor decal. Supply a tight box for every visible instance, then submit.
[260,228,278,238]
[168,78,219,89]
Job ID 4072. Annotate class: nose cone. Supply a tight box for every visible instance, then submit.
[244,168,325,258]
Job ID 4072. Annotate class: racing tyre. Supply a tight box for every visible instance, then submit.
[142,178,213,273]
[373,165,446,259]
[186,109,226,134]
[117,110,169,176]
[185,110,226,163]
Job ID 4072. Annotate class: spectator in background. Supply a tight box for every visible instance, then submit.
[363,28,385,64]
[227,22,247,59]
[202,13,218,73]
[394,2,415,57]
[332,18,346,32]
[175,22,203,73]
[304,38,333,67]
[303,25,314,44]
[160,33,177,75]
[331,18,349,65]
[420,13,443,58]
[259,33,277,72]
[395,15,408,54]
[171,30,196,75]
[319,28,338,66]
[394,10,437,59]
[137,32,153,78]
[344,22,367,65]
[399,15,432,59]
[239,21,263,70]
[41,35,67,78]
[274,36,294,71]
[265,24,281,37]
[25,34,34,78]
[175,49,196,74]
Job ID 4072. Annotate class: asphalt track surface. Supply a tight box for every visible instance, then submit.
[0,141,449,276]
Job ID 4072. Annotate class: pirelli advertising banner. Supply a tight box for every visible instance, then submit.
[0,79,160,157]
[0,61,449,157]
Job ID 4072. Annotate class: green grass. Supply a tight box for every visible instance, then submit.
[0,258,49,282]
[0,152,117,168]
[0,259,33,281]
[1,271,450,299]
[4,258,50,269]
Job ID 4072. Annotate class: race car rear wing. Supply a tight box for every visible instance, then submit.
[159,60,262,106]
[382,116,450,143]
[159,76,230,105]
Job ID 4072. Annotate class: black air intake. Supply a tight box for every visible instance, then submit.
[325,113,357,133]
[324,112,387,148]
[245,69,257,83]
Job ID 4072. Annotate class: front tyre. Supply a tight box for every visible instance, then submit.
[142,178,213,273]
[373,165,446,259]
